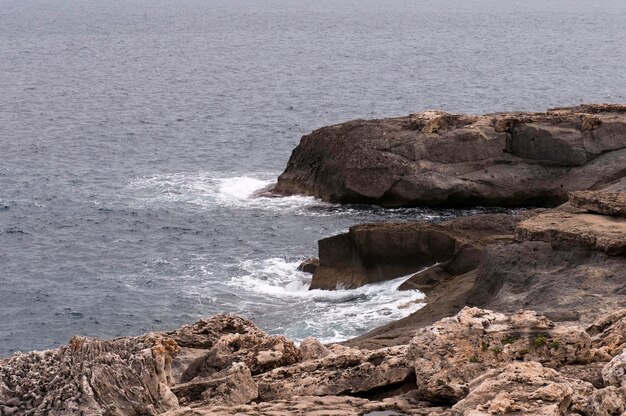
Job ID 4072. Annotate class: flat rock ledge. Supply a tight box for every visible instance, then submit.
[272,104,626,207]
[3,308,626,415]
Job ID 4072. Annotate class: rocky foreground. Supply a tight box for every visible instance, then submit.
[2,106,626,415]
[272,104,626,207]
[1,189,625,415]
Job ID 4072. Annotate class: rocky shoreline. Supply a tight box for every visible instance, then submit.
[2,106,625,415]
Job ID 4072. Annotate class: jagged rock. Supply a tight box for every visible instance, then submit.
[299,337,331,361]
[590,309,626,356]
[407,308,592,402]
[602,350,626,388]
[311,212,532,290]
[515,211,626,255]
[0,334,180,415]
[451,362,595,415]
[273,105,626,207]
[180,332,300,382]
[171,363,258,407]
[297,257,320,274]
[569,190,626,217]
[586,386,626,416]
[162,394,451,416]
[171,348,208,383]
[254,345,412,401]
[165,314,265,349]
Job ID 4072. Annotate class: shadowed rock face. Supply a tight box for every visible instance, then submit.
[273,104,626,207]
[310,212,532,290]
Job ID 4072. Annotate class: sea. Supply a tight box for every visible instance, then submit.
[1,0,625,356]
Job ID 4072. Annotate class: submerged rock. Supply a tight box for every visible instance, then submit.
[273,104,626,207]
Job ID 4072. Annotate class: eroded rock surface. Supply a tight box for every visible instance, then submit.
[407,308,592,402]
[273,105,626,207]
[0,334,180,416]
[570,190,626,217]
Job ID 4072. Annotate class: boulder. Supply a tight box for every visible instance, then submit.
[273,105,626,207]
[569,190,626,217]
[180,332,300,382]
[165,314,265,349]
[297,257,320,274]
[407,308,592,402]
[171,363,258,408]
[0,334,180,416]
[254,345,412,401]
[299,337,331,361]
[451,362,595,415]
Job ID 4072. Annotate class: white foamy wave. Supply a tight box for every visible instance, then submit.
[228,258,426,343]
[126,172,326,212]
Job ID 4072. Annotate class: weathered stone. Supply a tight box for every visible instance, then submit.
[451,362,595,415]
[297,257,320,274]
[407,308,592,402]
[171,363,258,407]
[602,350,626,388]
[0,334,180,415]
[311,212,532,290]
[254,345,412,401]
[299,337,331,361]
[569,190,626,217]
[181,332,300,382]
[273,105,626,207]
[165,314,265,349]
[514,211,626,255]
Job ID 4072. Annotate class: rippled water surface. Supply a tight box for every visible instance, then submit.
[2,0,625,355]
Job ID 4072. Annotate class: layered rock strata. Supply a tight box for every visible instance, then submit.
[273,104,626,207]
[5,308,626,415]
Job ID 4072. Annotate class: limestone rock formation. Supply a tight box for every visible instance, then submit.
[171,363,258,408]
[254,345,412,401]
[569,190,626,216]
[451,362,595,415]
[0,334,180,416]
[165,314,265,349]
[515,210,626,255]
[407,308,592,402]
[180,332,300,382]
[311,212,532,290]
[273,104,626,207]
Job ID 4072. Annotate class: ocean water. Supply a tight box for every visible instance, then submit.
[1,0,625,356]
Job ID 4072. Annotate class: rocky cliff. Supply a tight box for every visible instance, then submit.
[273,104,626,207]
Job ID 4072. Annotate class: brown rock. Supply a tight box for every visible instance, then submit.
[514,210,626,255]
[569,190,626,217]
[297,257,320,274]
[274,105,626,207]
[180,332,300,382]
[165,314,265,349]
[311,212,532,290]
[0,334,180,415]
[451,362,595,415]
[407,308,592,402]
[171,363,258,407]
[254,345,412,401]
[299,337,331,361]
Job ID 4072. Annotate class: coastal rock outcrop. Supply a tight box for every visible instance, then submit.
[407,308,592,402]
[0,334,180,416]
[311,212,532,290]
[273,104,626,207]
[569,190,626,217]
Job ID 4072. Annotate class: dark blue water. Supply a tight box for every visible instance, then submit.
[2,0,625,356]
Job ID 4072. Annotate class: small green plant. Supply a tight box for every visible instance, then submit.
[533,335,547,348]
[481,342,489,352]
[492,346,503,355]
[469,355,480,363]
[519,348,530,356]
[549,340,560,350]
[501,335,520,345]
